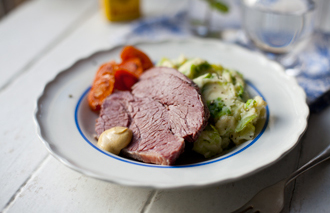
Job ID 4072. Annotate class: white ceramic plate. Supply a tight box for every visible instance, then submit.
[34,38,309,189]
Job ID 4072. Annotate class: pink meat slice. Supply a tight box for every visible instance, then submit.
[95,91,185,165]
[95,67,209,165]
[133,68,209,142]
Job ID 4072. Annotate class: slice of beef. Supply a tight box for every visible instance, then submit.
[122,96,185,165]
[133,68,209,142]
[95,91,133,136]
[139,67,199,90]
[95,68,209,165]
[96,91,185,165]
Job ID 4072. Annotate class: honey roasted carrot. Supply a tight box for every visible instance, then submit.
[88,46,152,111]
[114,69,138,91]
[88,62,116,111]
[120,46,153,71]
[118,57,143,78]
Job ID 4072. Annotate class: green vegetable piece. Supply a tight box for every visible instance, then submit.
[245,99,256,109]
[207,98,224,119]
[236,84,244,97]
[221,106,231,116]
[156,57,175,68]
[207,98,231,119]
[232,123,256,145]
[193,73,219,88]
[204,73,213,79]
[211,64,223,73]
[236,113,258,132]
[191,62,211,78]
[193,125,222,158]
[178,58,209,79]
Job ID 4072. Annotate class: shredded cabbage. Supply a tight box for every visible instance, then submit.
[157,56,267,158]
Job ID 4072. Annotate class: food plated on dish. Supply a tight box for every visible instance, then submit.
[35,39,308,188]
[157,56,267,159]
[89,46,267,165]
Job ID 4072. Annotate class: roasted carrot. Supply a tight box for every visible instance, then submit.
[120,46,153,71]
[88,46,153,111]
[88,62,116,111]
[118,57,143,78]
[95,61,117,78]
[114,69,138,91]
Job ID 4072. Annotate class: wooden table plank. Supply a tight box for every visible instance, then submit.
[0,1,185,212]
[4,156,154,213]
[145,145,301,213]
[0,0,96,90]
[0,12,114,211]
[0,83,49,210]
[0,1,99,209]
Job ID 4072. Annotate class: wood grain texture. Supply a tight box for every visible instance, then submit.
[0,0,97,209]
[4,156,153,213]
[0,0,187,210]
[0,0,96,90]
[146,145,301,213]
[0,0,163,210]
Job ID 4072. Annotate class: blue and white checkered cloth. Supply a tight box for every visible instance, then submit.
[109,11,330,112]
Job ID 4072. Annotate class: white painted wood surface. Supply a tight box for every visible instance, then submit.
[4,156,154,213]
[0,0,96,90]
[1,0,330,212]
[147,146,300,213]
[0,0,185,211]
[0,0,97,209]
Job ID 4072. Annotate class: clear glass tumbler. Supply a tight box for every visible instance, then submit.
[188,0,241,37]
[241,0,315,54]
[188,0,211,37]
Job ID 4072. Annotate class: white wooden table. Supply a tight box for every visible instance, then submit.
[1,0,330,212]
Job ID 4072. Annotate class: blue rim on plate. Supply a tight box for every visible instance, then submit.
[34,38,309,189]
[75,81,270,168]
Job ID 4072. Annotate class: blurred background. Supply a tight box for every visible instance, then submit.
[0,0,29,19]
[0,0,329,31]
[1,0,329,108]
[0,0,329,109]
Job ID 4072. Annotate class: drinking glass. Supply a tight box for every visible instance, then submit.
[241,0,315,75]
[188,0,211,37]
[188,0,241,37]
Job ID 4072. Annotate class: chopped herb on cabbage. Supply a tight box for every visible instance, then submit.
[207,98,232,120]
[157,56,267,158]
[190,62,211,78]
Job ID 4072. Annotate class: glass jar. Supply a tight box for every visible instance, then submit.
[101,0,140,22]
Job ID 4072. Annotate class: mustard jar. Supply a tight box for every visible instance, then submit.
[101,0,140,22]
